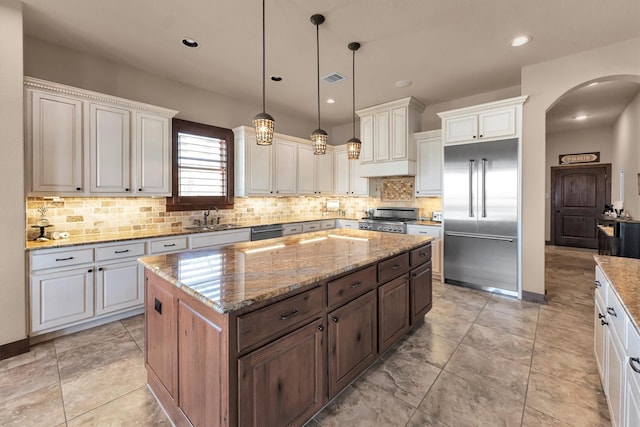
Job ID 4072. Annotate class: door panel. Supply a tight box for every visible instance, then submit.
[551,164,610,248]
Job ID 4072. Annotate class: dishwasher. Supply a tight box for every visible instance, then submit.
[250,224,284,241]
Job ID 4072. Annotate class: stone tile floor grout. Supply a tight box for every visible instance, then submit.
[0,246,611,426]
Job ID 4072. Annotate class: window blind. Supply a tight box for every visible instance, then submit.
[177,132,227,197]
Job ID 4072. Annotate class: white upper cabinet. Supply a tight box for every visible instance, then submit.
[414,130,442,196]
[334,145,369,196]
[273,138,297,195]
[297,144,334,195]
[438,96,527,145]
[24,77,178,197]
[356,97,425,177]
[27,90,84,194]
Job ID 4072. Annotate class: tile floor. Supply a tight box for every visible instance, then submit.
[0,246,611,426]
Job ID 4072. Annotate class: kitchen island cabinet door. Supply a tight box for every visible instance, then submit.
[238,318,325,427]
[328,290,377,398]
[378,275,410,353]
[410,261,432,325]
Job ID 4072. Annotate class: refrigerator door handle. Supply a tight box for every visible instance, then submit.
[481,158,487,218]
[468,159,475,217]
[445,231,514,243]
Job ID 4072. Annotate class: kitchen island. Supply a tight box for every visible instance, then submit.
[138,229,433,427]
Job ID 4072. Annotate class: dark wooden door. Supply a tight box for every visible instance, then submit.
[238,318,326,427]
[328,290,377,398]
[410,261,432,325]
[551,164,610,248]
[378,275,410,354]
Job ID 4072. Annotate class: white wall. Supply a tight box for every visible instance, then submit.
[0,0,26,346]
[521,38,640,296]
[24,37,317,140]
[545,126,613,240]
[612,91,640,217]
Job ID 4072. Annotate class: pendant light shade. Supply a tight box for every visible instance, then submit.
[310,14,327,155]
[254,0,274,145]
[347,42,361,160]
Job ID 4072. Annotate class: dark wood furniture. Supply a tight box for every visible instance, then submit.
[144,241,432,427]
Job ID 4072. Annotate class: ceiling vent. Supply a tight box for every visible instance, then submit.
[322,72,346,84]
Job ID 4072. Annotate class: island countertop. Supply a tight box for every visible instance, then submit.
[138,229,432,314]
[594,255,640,332]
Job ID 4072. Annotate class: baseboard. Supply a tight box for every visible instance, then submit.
[0,337,30,361]
[522,290,547,304]
[545,240,552,245]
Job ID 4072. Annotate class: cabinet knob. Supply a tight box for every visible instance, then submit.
[88,269,93,273]
[473,135,477,139]
[318,325,325,332]
[332,316,339,323]
[138,188,142,191]
[125,188,130,192]
[76,187,81,191]
[479,134,483,138]
[98,267,103,271]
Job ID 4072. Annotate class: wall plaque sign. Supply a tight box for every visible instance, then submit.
[559,152,600,165]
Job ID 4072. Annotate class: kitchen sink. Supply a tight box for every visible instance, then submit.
[184,224,240,232]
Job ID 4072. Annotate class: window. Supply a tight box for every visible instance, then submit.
[166,118,234,211]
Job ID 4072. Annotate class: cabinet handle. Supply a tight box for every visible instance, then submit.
[125,188,130,192]
[114,249,130,254]
[598,313,605,319]
[279,309,298,321]
[56,257,74,262]
[419,252,427,257]
[164,243,176,247]
[88,269,93,273]
[98,267,103,271]
[607,307,617,317]
[349,281,362,289]
[594,280,601,288]
[630,357,640,374]
[392,264,402,270]
[138,188,142,191]
[601,319,609,326]
[318,325,325,332]
[332,316,339,323]
[76,187,81,191]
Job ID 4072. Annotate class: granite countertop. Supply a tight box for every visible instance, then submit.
[594,255,640,333]
[139,228,432,314]
[25,215,359,251]
[597,225,614,237]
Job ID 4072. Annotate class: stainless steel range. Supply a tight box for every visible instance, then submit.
[358,207,418,234]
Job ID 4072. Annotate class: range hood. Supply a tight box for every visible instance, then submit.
[356,97,425,177]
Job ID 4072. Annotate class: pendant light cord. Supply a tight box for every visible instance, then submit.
[261,0,266,114]
[352,48,356,137]
[316,23,321,129]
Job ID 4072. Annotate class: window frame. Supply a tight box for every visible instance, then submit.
[166,118,234,211]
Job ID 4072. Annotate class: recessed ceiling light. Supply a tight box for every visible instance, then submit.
[271,76,283,82]
[573,114,588,121]
[395,80,413,88]
[509,35,532,47]
[182,38,199,48]
[326,98,336,104]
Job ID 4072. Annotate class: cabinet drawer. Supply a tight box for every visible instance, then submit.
[606,286,627,346]
[190,229,250,249]
[595,265,608,304]
[628,322,639,360]
[327,265,376,310]
[378,252,409,283]
[283,223,303,236]
[149,237,188,254]
[321,220,335,230]
[95,241,146,261]
[410,244,432,267]
[237,287,323,353]
[303,222,321,232]
[30,248,94,271]
[406,225,441,238]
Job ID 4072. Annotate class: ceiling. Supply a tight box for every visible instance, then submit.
[20,0,640,128]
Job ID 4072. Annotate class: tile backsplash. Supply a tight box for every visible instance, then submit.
[26,194,442,240]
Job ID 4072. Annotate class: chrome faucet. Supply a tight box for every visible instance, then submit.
[203,206,219,225]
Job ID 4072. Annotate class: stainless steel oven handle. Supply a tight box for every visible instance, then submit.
[445,232,514,243]
[469,159,475,218]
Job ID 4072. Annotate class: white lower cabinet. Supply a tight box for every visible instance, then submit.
[95,260,143,316]
[406,225,442,278]
[607,324,626,427]
[337,219,359,229]
[626,325,640,427]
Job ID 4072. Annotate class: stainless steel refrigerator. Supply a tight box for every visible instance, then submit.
[443,138,519,296]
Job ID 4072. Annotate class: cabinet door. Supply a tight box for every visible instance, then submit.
[410,262,432,325]
[432,239,442,277]
[606,328,625,427]
[95,260,143,316]
[478,107,516,140]
[594,294,608,383]
[316,150,334,195]
[350,159,369,196]
[274,139,297,195]
[378,275,410,353]
[415,136,442,196]
[135,112,170,195]
[89,103,131,193]
[374,110,390,162]
[627,374,640,427]
[296,144,316,195]
[246,138,273,195]
[334,149,350,195]
[30,267,94,333]
[328,290,377,397]
[390,106,408,160]
[444,115,477,144]
[145,273,177,398]
[360,114,374,163]
[238,318,325,427]
[28,91,84,194]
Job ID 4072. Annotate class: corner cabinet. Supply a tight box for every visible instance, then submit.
[414,130,442,196]
[437,96,527,145]
[25,77,177,197]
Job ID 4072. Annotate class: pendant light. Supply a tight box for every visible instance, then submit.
[253,0,274,145]
[346,42,362,160]
[310,14,327,155]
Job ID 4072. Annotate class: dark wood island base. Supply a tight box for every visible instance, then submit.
[141,230,433,427]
